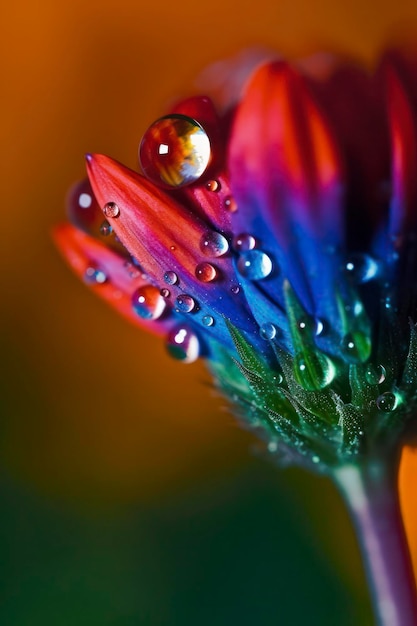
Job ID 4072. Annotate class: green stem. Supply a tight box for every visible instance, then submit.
[334,459,417,626]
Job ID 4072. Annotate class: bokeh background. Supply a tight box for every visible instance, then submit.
[3,0,417,624]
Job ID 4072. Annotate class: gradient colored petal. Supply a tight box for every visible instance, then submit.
[228,61,344,333]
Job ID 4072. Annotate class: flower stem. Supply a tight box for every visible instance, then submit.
[333,458,417,626]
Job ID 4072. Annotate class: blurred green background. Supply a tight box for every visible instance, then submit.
[2,0,417,623]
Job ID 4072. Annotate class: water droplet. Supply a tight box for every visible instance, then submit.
[206,179,220,192]
[202,314,215,327]
[139,114,211,188]
[312,455,320,464]
[272,373,283,384]
[376,392,398,412]
[132,285,166,320]
[100,220,112,236]
[230,284,240,294]
[160,288,170,298]
[345,253,379,283]
[233,233,256,251]
[84,266,107,284]
[293,352,336,391]
[166,325,200,363]
[314,318,325,336]
[224,196,237,212]
[195,262,217,282]
[237,250,273,280]
[267,441,278,453]
[365,364,386,385]
[175,294,197,313]
[200,231,229,257]
[164,271,178,285]
[124,261,141,279]
[259,323,277,340]
[103,202,120,218]
[340,332,371,364]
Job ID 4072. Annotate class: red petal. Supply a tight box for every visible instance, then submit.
[53,224,173,335]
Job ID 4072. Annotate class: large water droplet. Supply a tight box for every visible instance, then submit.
[166,326,200,363]
[376,391,398,412]
[200,231,229,257]
[164,271,178,285]
[345,253,379,283]
[259,323,277,340]
[365,364,386,385]
[237,250,273,280]
[195,262,217,282]
[84,266,107,284]
[233,233,256,251]
[293,352,336,391]
[175,294,197,313]
[132,285,166,320]
[103,202,120,218]
[139,114,211,188]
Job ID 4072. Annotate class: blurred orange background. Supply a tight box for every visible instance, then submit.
[2,0,417,622]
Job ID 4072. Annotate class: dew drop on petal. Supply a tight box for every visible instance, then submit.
[139,115,211,188]
[293,352,336,391]
[237,250,273,280]
[195,262,217,282]
[233,233,256,251]
[166,325,200,363]
[200,231,229,257]
[132,285,166,320]
[340,332,371,364]
[259,323,277,340]
[160,288,170,298]
[376,391,398,412]
[224,196,237,212]
[164,271,179,285]
[202,314,215,327]
[84,266,107,284]
[103,202,120,218]
[345,253,379,284]
[100,220,112,236]
[175,294,197,313]
[206,179,220,192]
[365,364,386,385]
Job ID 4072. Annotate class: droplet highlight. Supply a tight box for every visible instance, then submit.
[200,231,229,257]
[139,114,211,188]
[132,285,166,320]
[166,326,200,363]
[237,250,273,280]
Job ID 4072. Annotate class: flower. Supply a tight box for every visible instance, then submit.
[55,49,417,474]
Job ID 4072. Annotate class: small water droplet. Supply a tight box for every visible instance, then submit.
[237,250,273,280]
[100,220,112,236]
[340,332,371,364]
[202,314,215,327]
[272,373,283,384]
[267,441,278,453]
[103,202,120,218]
[230,284,240,294]
[314,318,325,336]
[160,288,170,298]
[345,253,379,283]
[175,294,197,313]
[164,271,178,285]
[200,231,229,257]
[293,352,336,391]
[365,364,386,385]
[205,179,220,192]
[233,233,256,251]
[139,114,211,188]
[376,391,398,412]
[195,262,217,282]
[166,325,200,363]
[259,323,277,340]
[312,455,320,464]
[84,266,107,284]
[132,285,166,320]
[224,196,237,212]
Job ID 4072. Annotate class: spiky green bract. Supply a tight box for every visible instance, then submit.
[209,317,417,474]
